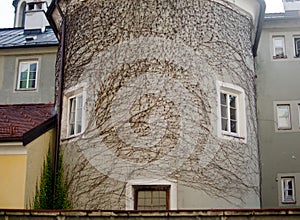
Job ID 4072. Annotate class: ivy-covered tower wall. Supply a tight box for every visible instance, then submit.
[55,0,263,209]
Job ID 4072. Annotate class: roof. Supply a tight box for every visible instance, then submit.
[0,26,58,49]
[0,103,56,145]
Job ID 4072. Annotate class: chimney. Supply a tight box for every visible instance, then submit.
[24,0,49,34]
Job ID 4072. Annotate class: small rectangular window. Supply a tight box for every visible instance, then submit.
[134,185,170,210]
[17,60,38,90]
[273,36,287,59]
[36,3,43,10]
[298,104,300,128]
[276,104,291,130]
[27,3,35,11]
[68,94,83,136]
[221,92,238,134]
[281,177,296,203]
[294,36,300,58]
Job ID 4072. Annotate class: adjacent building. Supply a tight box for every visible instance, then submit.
[257,0,300,208]
[48,0,265,209]
[0,0,58,209]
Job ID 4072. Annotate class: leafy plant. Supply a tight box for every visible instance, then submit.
[34,150,71,209]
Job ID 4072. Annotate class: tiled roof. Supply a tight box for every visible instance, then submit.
[0,103,55,140]
[0,26,58,48]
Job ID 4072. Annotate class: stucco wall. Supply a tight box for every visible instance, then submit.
[24,128,56,208]
[59,0,260,209]
[0,48,57,104]
[256,19,300,208]
[0,147,27,209]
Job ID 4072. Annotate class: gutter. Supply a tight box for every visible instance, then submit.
[252,0,266,57]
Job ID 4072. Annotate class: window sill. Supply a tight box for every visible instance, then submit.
[273,55,287,59]
[15,88,37,91]
[281,201,296,204]
[61,133,82,141]
[221,131,245,140]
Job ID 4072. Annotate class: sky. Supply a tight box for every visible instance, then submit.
[0,0,285,28]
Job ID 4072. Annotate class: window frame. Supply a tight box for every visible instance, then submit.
[220,92,239,135]
[272,36,287,59]
[16,60,38,90]
[27,2,43,11]
[126,180,177,210]
[293,36,300,58]
[217,81,246,141]
[67,93,83,137]
[133,185,170,210]
[276,104,292,130]
[298,104,300,129]
[281,177,296,204]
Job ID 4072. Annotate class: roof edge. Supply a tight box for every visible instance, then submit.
[23,115,57,146]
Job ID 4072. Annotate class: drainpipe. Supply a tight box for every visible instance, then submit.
[52,0,66,208]
[253,0,266,208]
[252,0,266,57]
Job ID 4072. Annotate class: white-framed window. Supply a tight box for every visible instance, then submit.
[276,104,291,130]
[221,92,238,134]
[272,36,287,59]
[126,180,177,210]
[217,81,246,140]
[298,104,300,128]
[281,177,296,203]
[293,36,300,58]
[68,94,83,136]
[27,2,43,11]
[133,185,170,210]
[17,60,38,90]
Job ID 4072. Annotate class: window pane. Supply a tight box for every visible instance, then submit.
[36,3,43,9]
[21,71,28,80]
[273,37,285,57]
[229,95,236,108]
[299,104,300,128]
[76,95,83,133]
[28,79,36,88]
[20,63,28,73]
[230,120,237,133]
[135,186,169,210]
[277,105,291,129]
[220,93,227,105]
[230,108,236,120]
[275,48,284,56]
[221,106,227,118]
[28,3,34,10]
[294,38,300,57]
[20,80,27,88]
[30,63,37,72]
[282,178,295,203]
[221,119,228,131]
[69,98,76,135]
[29,71,36,80]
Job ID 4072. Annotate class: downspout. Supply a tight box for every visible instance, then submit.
[52,0,66,208]
[252,0,266,57]
[253,0,266,209]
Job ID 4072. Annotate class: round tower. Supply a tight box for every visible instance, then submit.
[49,0,265,209]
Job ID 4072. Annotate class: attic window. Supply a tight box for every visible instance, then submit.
[28,3,34,11]
[36,3,43,10]
[27,2,43,11]
[25,36,37,41]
